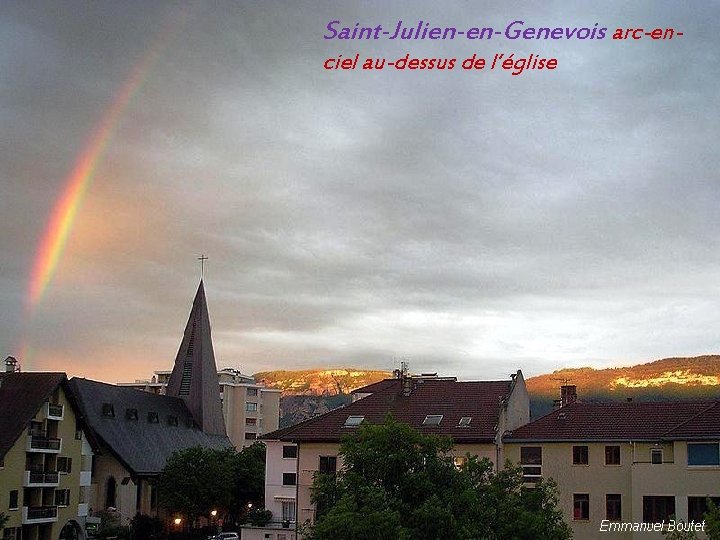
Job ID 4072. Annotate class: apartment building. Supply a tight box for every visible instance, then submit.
[0,366,94,540]
[504,387,720,539]
[253,369,529,538]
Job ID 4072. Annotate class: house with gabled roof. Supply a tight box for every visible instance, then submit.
[251,368,528,539]
[503,386,720,540]
[0,365,95,540]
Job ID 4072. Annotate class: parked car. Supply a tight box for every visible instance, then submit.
[215,533,239,540]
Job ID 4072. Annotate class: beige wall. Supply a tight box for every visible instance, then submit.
[296,443,341,526]
[505,440,720,540]
[222,384,281,449]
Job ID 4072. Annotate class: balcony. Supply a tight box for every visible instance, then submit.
[23,470,60,487]
[26,435,62,453]
[46,402,64,420]
[22,506,58,524]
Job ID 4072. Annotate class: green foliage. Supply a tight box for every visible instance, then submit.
[706,499,720,540]
[130,513,164,540]
[304,416,572,540]
[232,442,266,509]
[158,444,266,529]
[0,513,9,529]
[247,508,273,527]
[94,509,128,539]
[159,446,235,525]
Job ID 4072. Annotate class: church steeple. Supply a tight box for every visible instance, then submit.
[166,280,226,436]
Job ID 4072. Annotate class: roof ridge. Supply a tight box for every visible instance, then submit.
[661,400,720,437]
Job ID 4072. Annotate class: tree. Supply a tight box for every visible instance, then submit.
[304,416,571,540]
[232,441,266,509]
[0,513,9,529]
[706,499,720,540]
[158,447,235,526]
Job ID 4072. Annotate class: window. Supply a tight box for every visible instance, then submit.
[282,445,297,459]
[246,402,258,412]
[244,433,257,440]
[29,421,44,436]
[573,446,589,465]
[606,494,622,521]
[247,388,258,397]
[688,496,720,522]
[281,500,296,522]
[344,416,364,427]
[651,449,663,464]
[520,447,542,482]
[167,415,178,426]
[643,496,675,523]
[688,443,720,466]
[319,456,337,474]
[246,418,257,426]
[422,415,443,426]
[9,490,18,510]
[102,403,115,417]
[147,412,159,423]
[106,477,117,508]
[453,456,467,470]
[57,457,72,473]
[573,494,590,520]
[125,408,138,421]
[605,446,621,465]
[75,430,83,441]
[458,416,472,427]
[282,473,296,486]
[54,489,70,507]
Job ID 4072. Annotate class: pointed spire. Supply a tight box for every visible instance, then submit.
[166,280,226,435]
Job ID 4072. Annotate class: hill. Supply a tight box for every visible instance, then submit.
[258,356,720,427]
[526,354,720,418]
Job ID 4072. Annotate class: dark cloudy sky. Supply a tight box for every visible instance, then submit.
[1,1,719,383]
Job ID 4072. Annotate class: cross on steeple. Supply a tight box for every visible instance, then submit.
[197,254,208,278]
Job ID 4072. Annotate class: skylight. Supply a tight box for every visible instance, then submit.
[458,416,472,427]
[422,415,443,426]
[344,415,365,427]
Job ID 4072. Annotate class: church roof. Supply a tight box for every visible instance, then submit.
[166,280,226,436]
[68,377,230,476]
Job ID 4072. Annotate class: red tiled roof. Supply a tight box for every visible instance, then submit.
[0,372,66,460]
[264,378,513,443]
[504,401,717,442]
[663,401,720,440]
[350,378,399,395]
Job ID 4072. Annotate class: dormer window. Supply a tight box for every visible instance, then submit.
[422,415,443,426]
[102,403,115,418]
[458,416,472,427]
[125,408,138,421]
[344,416,365,427]
[147,412,159,423]
[167,415,178,426]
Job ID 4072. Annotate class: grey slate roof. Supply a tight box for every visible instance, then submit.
[68,377,230,476]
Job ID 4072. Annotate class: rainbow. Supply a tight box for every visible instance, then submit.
[27,7,191,311]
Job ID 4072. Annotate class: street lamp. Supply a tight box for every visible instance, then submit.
[173,517,182,526]
[210,510,217,518]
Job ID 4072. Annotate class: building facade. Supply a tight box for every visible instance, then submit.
[0,369,94,540]
[258,369,529,537]
[504,391,720,539]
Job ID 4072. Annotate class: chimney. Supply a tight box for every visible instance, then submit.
[560,385,577,407]
[5,356,18,373]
